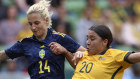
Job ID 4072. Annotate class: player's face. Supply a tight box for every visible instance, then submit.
[27,12,48,38]
[86,30,107,55]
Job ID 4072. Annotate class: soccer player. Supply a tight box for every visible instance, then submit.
[72,25,140,79]
[0,0,85,79]
[53,25,140,79]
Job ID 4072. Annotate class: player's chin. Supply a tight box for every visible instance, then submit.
[88,50,91,54]
[88,52,93,56]
[88,50,95,55]
[34,33,41,37]
[87,49,89,53]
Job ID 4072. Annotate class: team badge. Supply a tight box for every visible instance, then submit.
[99,56,106,60]
[39,49,45,59]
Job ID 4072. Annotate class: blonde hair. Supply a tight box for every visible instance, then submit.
[27,0,52,28]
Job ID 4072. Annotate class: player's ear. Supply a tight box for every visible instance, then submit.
[45,17,49,23]
[103,39,108,47]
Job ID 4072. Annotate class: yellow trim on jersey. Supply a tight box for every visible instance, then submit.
[52,30,66,37]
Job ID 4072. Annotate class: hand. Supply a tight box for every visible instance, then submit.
[72,51,84,65]
[48,42,68,55]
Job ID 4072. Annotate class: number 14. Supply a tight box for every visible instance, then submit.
[39,60,50,74]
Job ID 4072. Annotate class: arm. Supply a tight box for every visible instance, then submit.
[77,46,86,51]
[127,52,140,63]
[0,50,9,63]
[64,46,86,69]
[49,42,76,68]
[49,42,86,69]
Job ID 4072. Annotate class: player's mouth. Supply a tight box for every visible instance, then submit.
[87,48,89,52]
[33,30,39,34]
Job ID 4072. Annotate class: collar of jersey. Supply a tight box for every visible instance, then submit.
[99,49,108,55]
[32,28,52,42]
[84,49,108,56]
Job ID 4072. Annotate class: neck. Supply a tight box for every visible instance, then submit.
[93,48,108,55]
[98,48,108,55]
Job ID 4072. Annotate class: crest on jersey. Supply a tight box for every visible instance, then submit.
[39,49,45,59]
[99,56,106,60]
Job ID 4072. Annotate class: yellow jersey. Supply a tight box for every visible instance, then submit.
[72,48,132,79]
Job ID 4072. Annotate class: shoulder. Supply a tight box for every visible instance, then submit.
[50,29,69,42]
[108,48,124,53]
[50,28,77,44]
[106,48,129,57]
[105,48,123,56]
[51,29,66,38]
[18,37,33,43]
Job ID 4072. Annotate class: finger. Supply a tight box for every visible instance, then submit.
[48,42,53,46]
[50,44,56,51]
[77,53,81,58]
[73,53,78,60]
[50,44,55,50]
[55,46,63,55]
[53,46,61,55]
[79,52,82,58]
[72,56,76,65]
[48,42,56,46]
[72,56,75,61]
[80,52,84,58]
[52,46,57,53]
[50,42,58,50]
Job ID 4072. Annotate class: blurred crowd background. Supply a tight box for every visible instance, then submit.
[0,0,140,79]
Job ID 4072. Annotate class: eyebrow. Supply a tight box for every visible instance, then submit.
[87,35,95,38]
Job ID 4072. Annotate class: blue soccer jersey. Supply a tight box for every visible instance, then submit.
[5,28,80,79]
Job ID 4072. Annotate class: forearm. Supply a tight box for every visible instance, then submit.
[77,46,86,51]
[64,51,76,69]
[64,46,86,69]
[0,50,9,63]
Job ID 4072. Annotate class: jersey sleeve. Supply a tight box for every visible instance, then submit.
[5,41,25,59]
[114,50,133,68]
[59,35,80,53]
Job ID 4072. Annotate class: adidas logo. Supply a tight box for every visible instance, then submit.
[40,45,45,48]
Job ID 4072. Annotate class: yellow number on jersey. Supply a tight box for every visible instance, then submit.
[79,62,93,73]
[39,61,44,74]
[44,60,50,72]
[39,60,50,74]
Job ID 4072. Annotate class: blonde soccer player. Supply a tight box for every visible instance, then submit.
[0,0,85,79]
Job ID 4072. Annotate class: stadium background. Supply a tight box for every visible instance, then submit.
[0,0,140,79]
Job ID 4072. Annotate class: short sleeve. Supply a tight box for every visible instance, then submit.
[59,35,80,53]
[5,41,25,59]
[114,51,132,68]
